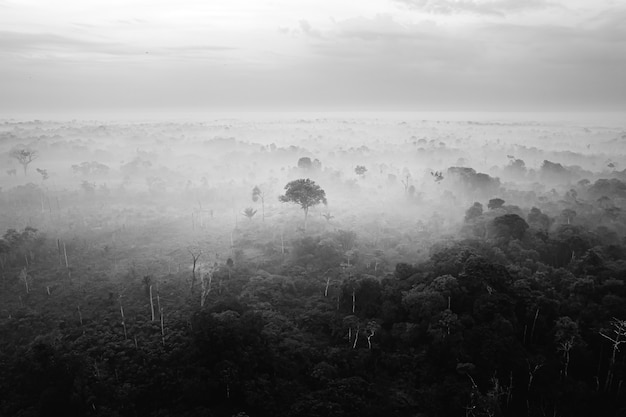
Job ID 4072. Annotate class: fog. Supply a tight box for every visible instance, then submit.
[2,0,626,414]
[1,111,625,259]
[2,111,626,415]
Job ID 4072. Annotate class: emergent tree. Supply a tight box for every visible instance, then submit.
[252,185,265,221]
[279,178,327,232]
[10,147,39,175]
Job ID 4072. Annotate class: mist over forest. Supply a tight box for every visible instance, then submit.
[0,113,625,417]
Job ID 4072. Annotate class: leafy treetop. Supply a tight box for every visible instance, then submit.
[279,178,327,217]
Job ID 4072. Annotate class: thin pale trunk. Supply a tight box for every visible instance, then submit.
[281,230,285,256]
[201,271,212,307]
[160,308,165,346]
[230,231,234,258]
[304,207,308,232]
[352,289,356,313]
[149,285,155,321]
[530,308,539,344]
[57,239,63,266]
[352,325,359,349]
[325,276,331,297]
[77,305,83,326]
[120,298,128,340]
[63,242,69,268]
[21,268,29,293]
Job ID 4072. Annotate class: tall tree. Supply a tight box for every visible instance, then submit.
[10,147,39,175]
[252,185,265,221]
[279,178,327,232]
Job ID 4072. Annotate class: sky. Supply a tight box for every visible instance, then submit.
[0,0,625,115]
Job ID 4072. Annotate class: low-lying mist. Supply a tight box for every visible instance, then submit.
[1,112,626,416]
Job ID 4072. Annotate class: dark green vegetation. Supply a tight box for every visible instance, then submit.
[1,180,626,417]
[1,116,626,416]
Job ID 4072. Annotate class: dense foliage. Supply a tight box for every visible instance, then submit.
[1,192,625,417]
[1,117,625,416]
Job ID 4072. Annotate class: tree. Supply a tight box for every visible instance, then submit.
[465,202,483,222]
[489,214,529,241]
[36,168,49,181]
[487,198,505,210]
[527,207,551,231]
[279,179,327,232]
[297,157,312,170]
[252,186,265,221]
[554,316,579,378]
[599,318,626,392]
[242,207,257,221]
[10,147,39,175]
[560,209,577,225]
[355,165,367,177]
[431,171,444,183]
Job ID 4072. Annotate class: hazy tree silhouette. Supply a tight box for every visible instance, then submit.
[279,178,327,232]
[10,147,38,175]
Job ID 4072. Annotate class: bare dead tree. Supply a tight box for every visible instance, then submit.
[119,295,128,340]
[366,320,380,350]
[19,267,29,293]
[188,249,202,294]
[77,305,84,328]
[160,306,165,346]
[401,173,411,194]
[527,359,544,391]
[529,307,540,345]
[599,318,626,392]
[352,323,360,349]
[149,284,155,321]
[558,337,574,379]
[200,264,217,308]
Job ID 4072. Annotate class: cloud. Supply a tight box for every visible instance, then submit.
[299,19,323,38]
[301,15,481,69]
[0,30,236,62]
[0,31,117,51]
[395,0,552,16]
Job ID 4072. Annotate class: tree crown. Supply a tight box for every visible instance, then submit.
[279,178,327,211]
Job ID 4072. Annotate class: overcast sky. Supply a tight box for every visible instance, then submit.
[1,0,625,114]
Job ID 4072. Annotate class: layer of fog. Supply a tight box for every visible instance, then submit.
[1,112,625,265]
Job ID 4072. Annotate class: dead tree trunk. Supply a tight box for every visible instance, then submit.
[600,318,626,392]
[352,325,360,349]
[20,268,29,293]
[149,285,155,321]
[200,267,214,308]
[325,276,331,297]
[160,307,165,346]
[188,250,201,294]
[77,305,84,327]
[119,296,128,340]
